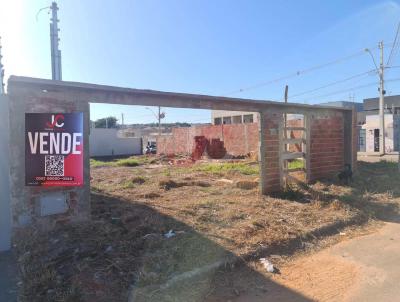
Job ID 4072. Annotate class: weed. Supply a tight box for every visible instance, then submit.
[275,185,306,202]
[90,156,152,168]
[192,162,259,175]
[132,176,146,184]
[230,213,247,220]
[163,169,171,177]
[90,158,112,167]
[287,159,304,170]
[121,180,135,189]
[236,180,258,190]
[251,220,264,228]
[140,192,161,199]
[116,158,140,167]
[159,179,183,190]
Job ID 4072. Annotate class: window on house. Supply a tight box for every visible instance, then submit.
[214,117,222,125]
[243,114,254,123]
[232,115,242,124]
[223,116,232,124]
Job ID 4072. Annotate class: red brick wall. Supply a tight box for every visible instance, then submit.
[157,112,346,193]
[309,113,344,181]
[260,113,345,192]
[157,123,259,157]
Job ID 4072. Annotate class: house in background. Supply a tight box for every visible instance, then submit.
[318,101,365,125]
[360,95,400,153]
[211,110,258,125]
[361,114,400,153]
[211,101,364,126]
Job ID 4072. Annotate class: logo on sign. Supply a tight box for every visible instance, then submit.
[46,114,65,128]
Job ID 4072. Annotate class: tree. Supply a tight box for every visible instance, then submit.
[94,116,118,128]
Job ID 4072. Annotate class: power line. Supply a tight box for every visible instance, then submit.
[387,22,400,66]
[387,65,400,69]
[295,78,400,103]
[287,69,376,100]
[0,36,4,94]
[222,46,379,96]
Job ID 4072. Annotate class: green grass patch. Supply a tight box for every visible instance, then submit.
[90,158,113,168]
[115,158,140,167]
[90,155,157,168]
[288,159,304,170]
[192,162,259,175]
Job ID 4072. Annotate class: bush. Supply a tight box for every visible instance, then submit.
[115,158,140,167]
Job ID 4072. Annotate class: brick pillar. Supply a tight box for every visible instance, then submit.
[309,112,345,181]
[259,111,282,194]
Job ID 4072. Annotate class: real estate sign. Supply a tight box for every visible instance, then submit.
[25,113,84,186]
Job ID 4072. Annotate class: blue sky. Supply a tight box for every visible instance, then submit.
[1,0,400,124]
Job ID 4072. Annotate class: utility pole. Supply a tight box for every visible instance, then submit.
[366,41,386,155]
[50,1,62,80]
[284,85,288,113]
[121,113,124,128]
[284,85,288,138]
[379,41,385,156]
[283,85,289,187]
[158,106,161,136]
[0,36,4,94]
[145,107,165,136]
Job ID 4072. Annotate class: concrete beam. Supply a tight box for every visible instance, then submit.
[8,76,352,114]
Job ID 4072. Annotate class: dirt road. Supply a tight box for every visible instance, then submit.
[216,220,400,302]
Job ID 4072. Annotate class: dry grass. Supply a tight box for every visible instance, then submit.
[14,159,400,301]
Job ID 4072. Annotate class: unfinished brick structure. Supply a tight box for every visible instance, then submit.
[156,119,307,159]
[157,123,259,157]
[2,76,357,237]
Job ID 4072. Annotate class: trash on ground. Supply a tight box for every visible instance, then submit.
[260,258,275,273]
[164,230,176,238]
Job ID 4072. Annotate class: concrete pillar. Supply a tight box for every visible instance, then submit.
[7,93,90,231]
[0,95,11,251]
[259,111,267,194]
[343,108,357,172]
[259,110,282,194]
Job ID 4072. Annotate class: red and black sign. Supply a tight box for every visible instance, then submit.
[25,113,84,186]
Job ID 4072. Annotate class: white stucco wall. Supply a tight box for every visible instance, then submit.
[362,114,400,153]
[89,128,142,157]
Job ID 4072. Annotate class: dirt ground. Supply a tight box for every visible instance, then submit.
[14,157,400,302]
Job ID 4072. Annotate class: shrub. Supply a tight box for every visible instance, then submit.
[115,158,140,167]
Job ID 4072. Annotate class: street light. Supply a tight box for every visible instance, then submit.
[145,107,165,136]
[365,43,385,155]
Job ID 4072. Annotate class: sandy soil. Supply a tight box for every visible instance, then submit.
[14,158,400,301]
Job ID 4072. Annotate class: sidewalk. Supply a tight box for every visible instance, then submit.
[0,251,17,302]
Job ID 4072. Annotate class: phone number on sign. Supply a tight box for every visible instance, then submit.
[35,176,75,181]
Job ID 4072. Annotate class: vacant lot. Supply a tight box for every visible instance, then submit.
[15,157,400,302]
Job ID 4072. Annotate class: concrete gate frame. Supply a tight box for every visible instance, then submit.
[2,76,357,246]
